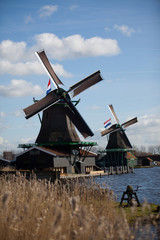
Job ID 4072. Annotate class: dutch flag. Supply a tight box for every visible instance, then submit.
[104,118,111,128]
[46,79,52,95]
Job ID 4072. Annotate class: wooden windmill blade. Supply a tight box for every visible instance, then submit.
[36,50,63,88]
[101,124,119,136]
[23,91,61,119]
[108,104,119,124]
[66,100,94,138]
[68,70,103,97]
[121,117,138,128]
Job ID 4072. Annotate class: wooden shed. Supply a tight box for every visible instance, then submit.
[0,157,10,169]
[15,146,97,174]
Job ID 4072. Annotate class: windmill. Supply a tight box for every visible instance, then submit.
[23,50,103,149]
[101,104,138,149]
[98,104,138,168]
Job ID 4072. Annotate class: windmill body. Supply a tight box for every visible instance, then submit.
[36,102,80,144]
[106,127,132,149]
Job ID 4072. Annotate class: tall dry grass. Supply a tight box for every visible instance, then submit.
[0,173,159,240]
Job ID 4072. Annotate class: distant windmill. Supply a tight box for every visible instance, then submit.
[101,104,137,149]
[23,50,103,144]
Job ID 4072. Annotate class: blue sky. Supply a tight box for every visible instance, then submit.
[0,0,160,153]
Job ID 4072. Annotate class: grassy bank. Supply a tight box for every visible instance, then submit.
[117,202,159,224]
[134,165,154,168]
[0,173,159,240]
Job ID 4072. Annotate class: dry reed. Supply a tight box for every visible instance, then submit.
[0,173,159,240]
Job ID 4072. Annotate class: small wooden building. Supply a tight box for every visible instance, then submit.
[126,152,137,167]
[0,157,10,169]
[137,156,154,166]
[15,146,97,174]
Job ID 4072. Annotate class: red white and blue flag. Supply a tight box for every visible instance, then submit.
[104,118,111,128]
[46,79,52,95]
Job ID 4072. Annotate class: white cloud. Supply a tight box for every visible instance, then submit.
[104,27,111,32]
[0,60,41,75]
[12,110,24,117]
[0,136,18,154]
[0,59,72,77]
[89,105,102,110]
[69,5,79,11]
[34,33,121,60]
[0,120,9,132]
[0,136,4,144]
[0,40,27,62]
[106,79,113,83]
[0,136,9,146]
[24,15,34,24]
[52,63,72,78]
[20,137,34,144]
[126,113,160,147]
[0,34,120,75]
[38,5,58,18]
[114,24,135,36]
[87,129,106,149]
[0,79,43,97]
[0,112,6,117]
[0,34,121,61]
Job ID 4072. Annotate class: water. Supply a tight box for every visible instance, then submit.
[94,167,160,205]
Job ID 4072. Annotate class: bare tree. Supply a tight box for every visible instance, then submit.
[155,145,160,154]
[133,145,147,156]
[148,145,156,154]
[130,145,160,156]
[140,145,146,154]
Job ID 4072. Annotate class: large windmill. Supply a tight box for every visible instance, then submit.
[23,50,103,153]
[101,104,137,149]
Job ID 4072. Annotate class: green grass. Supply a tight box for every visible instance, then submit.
[117,203,159,224]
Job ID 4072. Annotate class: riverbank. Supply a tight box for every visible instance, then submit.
[94,167,160,205]
[134,165,154,168]
[0,173,159,240]
[118,202,160,224]
[0,165,134,182]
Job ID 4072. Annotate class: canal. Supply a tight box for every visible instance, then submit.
[94,167,160,205]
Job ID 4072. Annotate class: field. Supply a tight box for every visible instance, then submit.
[0,173,159,240]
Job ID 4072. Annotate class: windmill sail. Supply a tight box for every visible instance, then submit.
[121,117,137,128]
[36,50,63,88]
[23,91,61,119]
[66,100,94,138]
[69,71,102,97]
[108,104,119,124]
[101,124,119,136]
